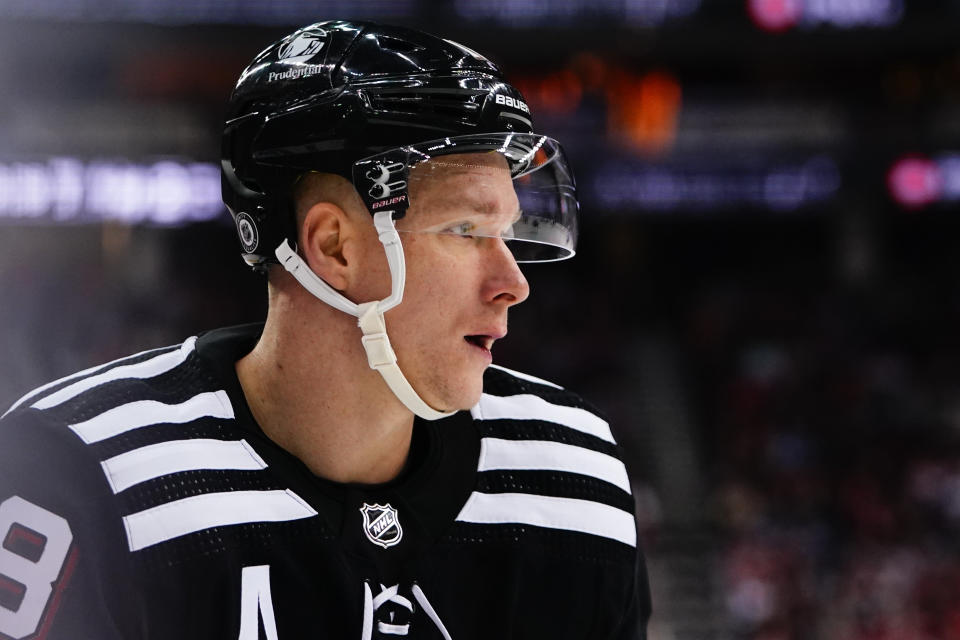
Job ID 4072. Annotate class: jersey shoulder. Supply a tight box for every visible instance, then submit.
[0,335,217,526]
[0,337,200,494]
[0,347,186,640]
[455,364,636,550]
[0,329,327,639]
[2,337,203,425]
[478,363,615,443]
[1,333,257,543]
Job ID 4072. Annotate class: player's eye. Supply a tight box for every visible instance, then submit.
[445,222,477,238]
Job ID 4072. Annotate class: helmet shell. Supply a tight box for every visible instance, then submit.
[221,20,535,268]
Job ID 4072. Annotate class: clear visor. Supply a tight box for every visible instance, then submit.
[352,133,578,262]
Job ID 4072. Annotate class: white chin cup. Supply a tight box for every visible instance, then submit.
[275,211,456,420]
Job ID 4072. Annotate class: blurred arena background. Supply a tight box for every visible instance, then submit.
[2,1,960,638]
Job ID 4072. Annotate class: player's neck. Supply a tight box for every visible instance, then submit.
[235,301,416,485]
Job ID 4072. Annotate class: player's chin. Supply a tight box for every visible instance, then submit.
[457,377,485,411]
[429,362,486,413]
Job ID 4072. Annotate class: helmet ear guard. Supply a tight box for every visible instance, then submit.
[221,158,272,270]
[221,111,303,271]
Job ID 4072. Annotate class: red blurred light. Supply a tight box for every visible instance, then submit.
[887,155,943,209]
[747,0,802,33]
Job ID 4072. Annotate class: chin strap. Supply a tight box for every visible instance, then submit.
[275,211,455,421]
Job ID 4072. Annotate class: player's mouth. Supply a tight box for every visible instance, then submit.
[464,333,501,358]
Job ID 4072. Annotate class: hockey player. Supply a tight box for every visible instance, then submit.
[0,21,650,639]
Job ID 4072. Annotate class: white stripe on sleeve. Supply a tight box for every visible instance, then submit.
[2,343,182,419]
[478,438,631,493]
[31,337,198,411]
[101,438,267,494]
[455,491,636,547]
[470,393,615,444]
[68,390,233,444]
[122,489,317,552]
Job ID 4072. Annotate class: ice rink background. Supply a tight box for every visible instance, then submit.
[3,2,960,638]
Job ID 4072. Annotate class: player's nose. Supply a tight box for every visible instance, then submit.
[481,238,530,306]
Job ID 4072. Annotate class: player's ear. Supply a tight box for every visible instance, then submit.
[299,201,359,292]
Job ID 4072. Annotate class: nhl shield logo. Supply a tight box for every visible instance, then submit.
[359,503,403,549]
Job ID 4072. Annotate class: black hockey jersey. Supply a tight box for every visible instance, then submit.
[0,324,650,639]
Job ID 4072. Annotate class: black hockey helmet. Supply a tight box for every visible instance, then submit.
[221,20,578,269]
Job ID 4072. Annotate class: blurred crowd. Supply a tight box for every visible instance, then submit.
[690,272,960,640]
[0,224,263,411]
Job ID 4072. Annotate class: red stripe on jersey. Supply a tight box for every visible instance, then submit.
[33,545,79,640]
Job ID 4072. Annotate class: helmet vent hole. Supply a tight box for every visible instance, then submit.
[367,91,482,121]
[375,35,426,55]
